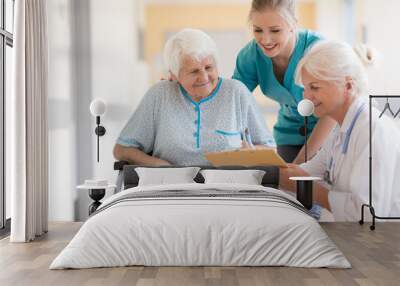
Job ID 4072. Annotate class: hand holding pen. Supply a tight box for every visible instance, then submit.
[241,128,255,149]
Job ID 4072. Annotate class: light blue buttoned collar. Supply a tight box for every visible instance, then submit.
[179,78,223,106]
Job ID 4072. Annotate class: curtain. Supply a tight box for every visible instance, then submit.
[10,0,49,242]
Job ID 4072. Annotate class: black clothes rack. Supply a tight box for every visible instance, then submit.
[359,95,400,230]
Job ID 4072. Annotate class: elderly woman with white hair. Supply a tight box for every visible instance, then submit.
[113,28,275,166]
[279,40,400,221]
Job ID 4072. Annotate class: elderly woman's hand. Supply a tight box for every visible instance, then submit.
[154,158,172,166]
[241,140,252,149]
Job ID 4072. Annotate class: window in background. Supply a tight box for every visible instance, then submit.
[0,0,14,235]
[5,0,13,33]
[344,0,356,44]
[5,44,11,221]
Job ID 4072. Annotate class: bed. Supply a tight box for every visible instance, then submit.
[50,166,350,269]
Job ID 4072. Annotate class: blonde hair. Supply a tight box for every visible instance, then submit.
[295,41,372,96]
[163,28,219,76]
[249,0,297,27]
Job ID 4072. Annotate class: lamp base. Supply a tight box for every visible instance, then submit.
[88,188,106,215]
[296,180,313,210]
[289,176,322,210]
[95,126,106,136]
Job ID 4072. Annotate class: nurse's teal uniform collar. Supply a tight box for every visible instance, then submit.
[179,78,222,105]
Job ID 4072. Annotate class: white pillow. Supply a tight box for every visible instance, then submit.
[200,169,266,185]
[135,167,200,186]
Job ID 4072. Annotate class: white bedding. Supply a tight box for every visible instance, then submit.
[50,183,350,269]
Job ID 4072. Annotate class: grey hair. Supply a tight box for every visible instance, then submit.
[163,28,219,76]
[295,40,370,96]
[249,0,297,27]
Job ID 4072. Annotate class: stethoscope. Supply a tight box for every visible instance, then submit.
[324,103,367,185]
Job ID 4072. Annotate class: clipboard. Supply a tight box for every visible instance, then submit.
[204,148,288,168]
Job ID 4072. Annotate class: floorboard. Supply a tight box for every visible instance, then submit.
[1,222,399,286]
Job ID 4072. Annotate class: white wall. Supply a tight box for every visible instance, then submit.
[86,0,149,220]
[315,0,347,41]
[315,0,400,95]
[47,0,77,221]
[48,0,149,221]
[363,0,400,95]
[316,0,361,45]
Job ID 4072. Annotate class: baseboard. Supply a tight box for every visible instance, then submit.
[0,218,11,239]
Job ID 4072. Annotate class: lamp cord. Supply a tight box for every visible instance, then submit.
[97,126,99,162]
[96,116,100,162]
[304,117,308,163]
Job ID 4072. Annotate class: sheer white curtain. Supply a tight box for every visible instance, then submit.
[10,0,48,242]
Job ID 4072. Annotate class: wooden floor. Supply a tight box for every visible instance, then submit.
[1,222,400,286]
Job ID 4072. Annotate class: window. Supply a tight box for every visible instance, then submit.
[0,0,14,234]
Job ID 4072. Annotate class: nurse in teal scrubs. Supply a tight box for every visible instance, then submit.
[233,0,336,163]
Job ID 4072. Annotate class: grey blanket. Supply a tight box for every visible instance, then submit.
[92,189,311,218]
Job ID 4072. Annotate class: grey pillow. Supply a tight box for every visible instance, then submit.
[136,167,201,186]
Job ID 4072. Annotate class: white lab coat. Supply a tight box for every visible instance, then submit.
[301,96,400,221]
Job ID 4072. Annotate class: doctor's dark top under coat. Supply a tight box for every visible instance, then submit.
[233,29,322,146]
[117,78,275,166]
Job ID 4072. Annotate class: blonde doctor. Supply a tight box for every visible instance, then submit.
[279,40,400,221]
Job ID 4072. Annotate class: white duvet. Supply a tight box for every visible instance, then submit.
[50,183,350,269]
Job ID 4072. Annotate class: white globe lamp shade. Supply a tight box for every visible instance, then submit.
[90,99,107,117]
[297,99,314,117]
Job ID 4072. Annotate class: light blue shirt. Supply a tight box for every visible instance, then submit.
[233,29,322,146]
[117,78,275,165]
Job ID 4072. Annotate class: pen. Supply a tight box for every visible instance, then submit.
[244,128,255,149]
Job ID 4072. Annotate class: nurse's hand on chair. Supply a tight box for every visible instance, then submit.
[279,163,309,193]
[160,72,174,82]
